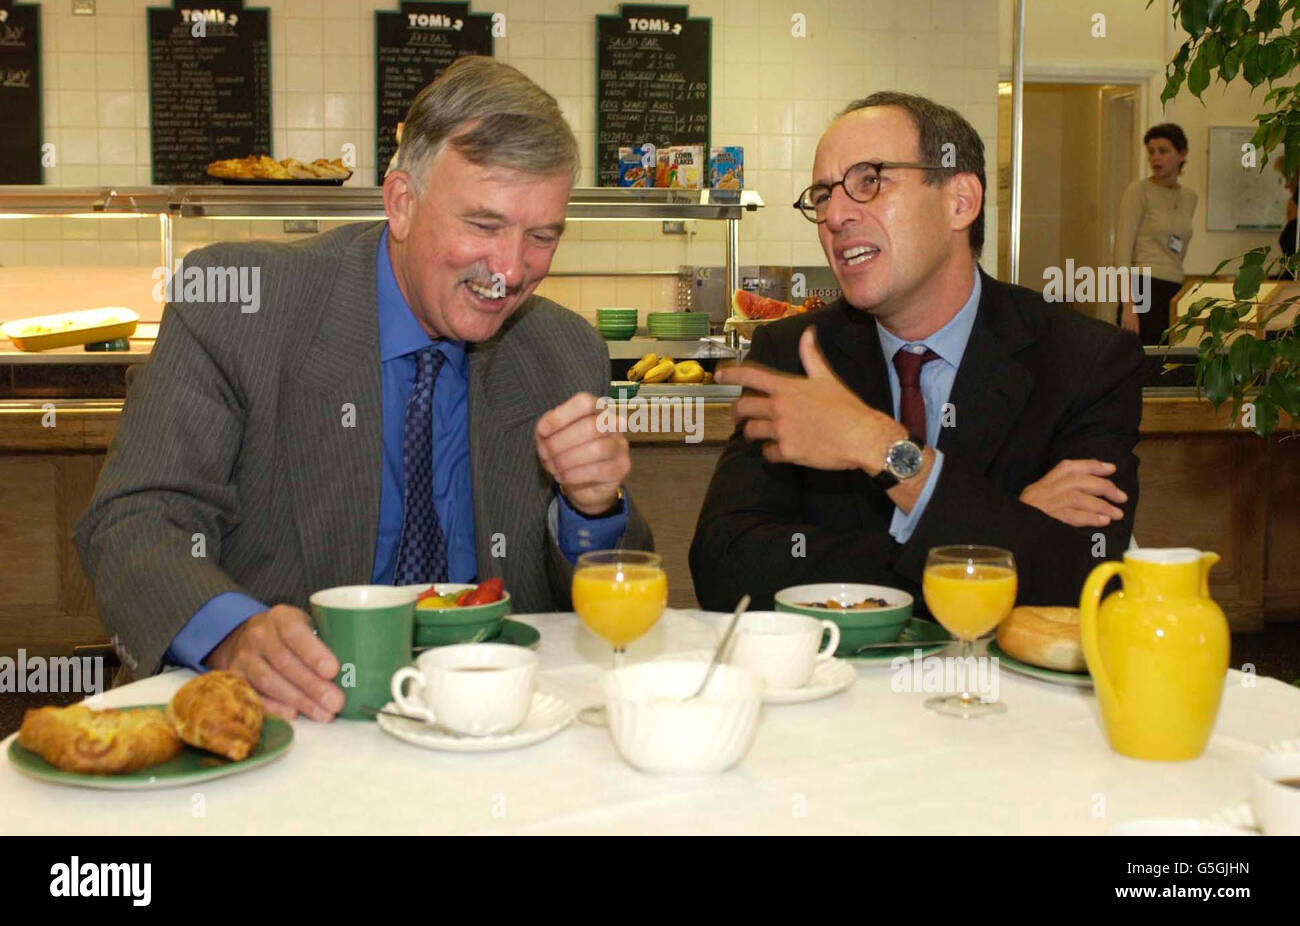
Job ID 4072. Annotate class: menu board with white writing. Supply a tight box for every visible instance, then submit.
[596,3,710,186]
[375,2,494,185]
[148,0,270,184]
[0,2,41,184]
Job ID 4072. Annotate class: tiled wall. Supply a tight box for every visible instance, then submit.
[0,0,1001,320]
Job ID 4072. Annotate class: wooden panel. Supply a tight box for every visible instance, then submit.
[625,444,724,610]
[1266,434,1300,620]
[0,452,108,656]
[0,459,60,608]
[1134,435,1267,629]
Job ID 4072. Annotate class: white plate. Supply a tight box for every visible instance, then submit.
[376,692,575,753]
[762,658,857,704]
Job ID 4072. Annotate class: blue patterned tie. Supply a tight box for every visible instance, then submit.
[393,347,449,585]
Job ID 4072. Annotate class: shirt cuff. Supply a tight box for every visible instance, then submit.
[888,449,944,544]
[554,489,629,564]
[165,591,267,672]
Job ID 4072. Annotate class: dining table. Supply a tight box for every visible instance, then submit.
[2,608,1297,836]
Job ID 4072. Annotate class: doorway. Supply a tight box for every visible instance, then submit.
[998,81,1140,322]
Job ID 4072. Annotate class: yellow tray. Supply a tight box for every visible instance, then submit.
[2,308,139,352]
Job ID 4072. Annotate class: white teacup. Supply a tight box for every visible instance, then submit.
[391,643,536,736]
[724,611,840,690]
[1252,752,1300,835]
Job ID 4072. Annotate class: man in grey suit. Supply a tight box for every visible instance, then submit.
[76,58,651,721]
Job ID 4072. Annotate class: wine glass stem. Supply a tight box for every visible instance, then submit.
[959,639,974,703]
[613,647,626,671]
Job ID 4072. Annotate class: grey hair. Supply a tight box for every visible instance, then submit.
[390,56,579,187]
[838,91,986,257]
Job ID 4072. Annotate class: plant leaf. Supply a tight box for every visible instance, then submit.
[1243,42,1265,85]
[1189,47,1212,96]
[1205,354,1232,405]
[1228,333,1256,380]
[1255,0,1283,34]
[1234,263,1266,300]
[1222,4,1251,42]
[1181,0,1213,37]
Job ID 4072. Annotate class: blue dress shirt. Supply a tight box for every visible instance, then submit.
[874,268,981,543]
[166,226,627,670]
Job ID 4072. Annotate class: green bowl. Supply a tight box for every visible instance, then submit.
[609,381,640,400]
[406,583,512,647]
[774,583,913,656]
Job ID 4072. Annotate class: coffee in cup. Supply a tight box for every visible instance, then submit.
[724,611,840,690]
[391,643,537,736]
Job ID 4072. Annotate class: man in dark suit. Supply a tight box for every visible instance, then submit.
[76,58,651,721]
[691,91,1141,612]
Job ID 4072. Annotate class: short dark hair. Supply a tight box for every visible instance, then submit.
[838,91,986,257]
[1143,123,1189,173]
[1143,123,1188,153]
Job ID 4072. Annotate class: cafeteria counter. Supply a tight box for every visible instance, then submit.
[0,380,1296,658]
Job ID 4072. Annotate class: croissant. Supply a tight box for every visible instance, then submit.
[166,671,265,761]
[18,705,182,775]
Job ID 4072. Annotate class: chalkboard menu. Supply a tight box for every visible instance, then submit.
[148,0,270,184]
[0,2,41,184]
[375,2,494,185]
[596,4,711,187]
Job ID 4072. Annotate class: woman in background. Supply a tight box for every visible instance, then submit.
[1114,123,1198,345]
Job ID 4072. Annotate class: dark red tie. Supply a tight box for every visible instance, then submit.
[892,347,940,439]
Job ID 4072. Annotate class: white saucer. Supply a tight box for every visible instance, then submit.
[762,658,857,704]
[377,692,576,753]
[655,651,856,704]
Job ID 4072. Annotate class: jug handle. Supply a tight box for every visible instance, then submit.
[1079,561,1124,707]
[1199,552,1220,597]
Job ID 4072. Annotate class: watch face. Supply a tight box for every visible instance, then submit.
[886,440,924,479]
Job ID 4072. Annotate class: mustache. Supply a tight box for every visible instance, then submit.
[458,265,525,295]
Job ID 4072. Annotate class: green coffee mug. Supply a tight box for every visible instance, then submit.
[309,585,419,721]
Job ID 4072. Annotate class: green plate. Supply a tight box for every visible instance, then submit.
[6,705,293,791]
[987,640,1093,688]
[843,618,955,663]
[414,618,540,654]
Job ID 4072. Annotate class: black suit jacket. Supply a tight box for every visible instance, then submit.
[689,270,1143,613]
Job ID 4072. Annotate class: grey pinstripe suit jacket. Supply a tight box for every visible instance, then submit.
[75,221,652,676]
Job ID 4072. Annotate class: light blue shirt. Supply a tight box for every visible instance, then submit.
[874,268,981,543]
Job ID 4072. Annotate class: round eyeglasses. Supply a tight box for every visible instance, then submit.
[793,160,944,223]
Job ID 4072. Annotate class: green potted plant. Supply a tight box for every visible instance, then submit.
[1157,0,1300,436]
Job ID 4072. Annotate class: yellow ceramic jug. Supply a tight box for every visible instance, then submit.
[1079,548,1229,761]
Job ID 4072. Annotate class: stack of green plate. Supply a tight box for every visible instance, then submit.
[646,311,710,339]
[596,307,638,340]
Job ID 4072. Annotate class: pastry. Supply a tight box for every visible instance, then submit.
[996,606,1086,672]
[206,155,352,181]
[18,705,182,775]
[167,671,265,761]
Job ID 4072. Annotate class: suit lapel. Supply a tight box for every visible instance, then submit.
[282,223,385,593]
[936,273,1036,474]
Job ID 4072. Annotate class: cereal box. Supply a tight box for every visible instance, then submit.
[710,146,744,190]
[668,145,703,190]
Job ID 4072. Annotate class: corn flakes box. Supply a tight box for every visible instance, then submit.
[669,145,703,189]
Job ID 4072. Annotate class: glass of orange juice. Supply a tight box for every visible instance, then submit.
[572,550,668,725]
[922,545,1017,718]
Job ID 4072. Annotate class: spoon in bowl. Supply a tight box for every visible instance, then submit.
[684,594,750,701]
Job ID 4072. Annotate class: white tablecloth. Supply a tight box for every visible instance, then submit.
[3,610,1297,835]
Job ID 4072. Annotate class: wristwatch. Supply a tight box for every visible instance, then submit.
[871,433,926,490]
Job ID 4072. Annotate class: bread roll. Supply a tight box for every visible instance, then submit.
[167,671,265,762]
[996,606,1086,672]
[18,705,182,775]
